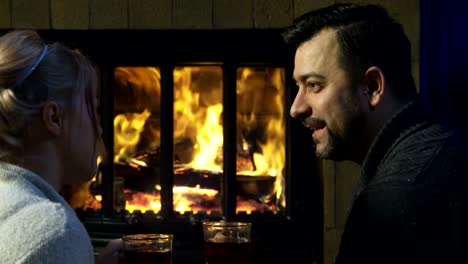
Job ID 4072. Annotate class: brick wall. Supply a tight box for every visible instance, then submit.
[0,0,418,31]
[0,0,420,84]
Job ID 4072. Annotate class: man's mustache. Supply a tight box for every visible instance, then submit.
[301,117,326,130]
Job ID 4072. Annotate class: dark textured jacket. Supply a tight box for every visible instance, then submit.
[335,99,468,264]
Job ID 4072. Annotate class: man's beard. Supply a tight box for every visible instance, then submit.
[314,95,365,161]
[314,127,357,161]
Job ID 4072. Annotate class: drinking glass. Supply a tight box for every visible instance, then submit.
[202,221,253,264]
[122,233,173,264]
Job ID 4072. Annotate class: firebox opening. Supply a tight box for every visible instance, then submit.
[82,64,286,217]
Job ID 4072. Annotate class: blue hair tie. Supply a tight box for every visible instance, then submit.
[14,45,48,87]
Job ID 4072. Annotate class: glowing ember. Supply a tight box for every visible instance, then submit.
[173,185,218,214]
[123,186,274,214]
[125,191,161,213]
[124,185,218,214]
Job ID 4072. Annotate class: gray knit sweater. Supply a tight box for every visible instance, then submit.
[0,162,94,263]
[335,99,468,263]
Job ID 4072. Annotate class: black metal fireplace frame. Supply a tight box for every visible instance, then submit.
[34,29,323,264]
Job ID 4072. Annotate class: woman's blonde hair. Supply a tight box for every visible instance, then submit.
[0,30,100,163]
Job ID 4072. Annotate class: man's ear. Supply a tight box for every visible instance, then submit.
[362,66,385,108]
[41,101,63,136]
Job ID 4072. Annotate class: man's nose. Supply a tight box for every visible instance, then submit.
[290,93,312,120]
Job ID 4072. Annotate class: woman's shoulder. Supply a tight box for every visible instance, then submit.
[0,182,94,263]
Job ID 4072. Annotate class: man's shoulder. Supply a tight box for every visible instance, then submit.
[388,119,468,161]
[374,122,468,185]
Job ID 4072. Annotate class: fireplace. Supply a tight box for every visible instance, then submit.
[38,29,322,264]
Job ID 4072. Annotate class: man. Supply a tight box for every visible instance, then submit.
[282,3,468,263]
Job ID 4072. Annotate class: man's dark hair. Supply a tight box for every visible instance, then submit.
[282,3,417,101]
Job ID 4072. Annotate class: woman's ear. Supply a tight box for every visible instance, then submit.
[41,101,63,136]
[362,66,385,108]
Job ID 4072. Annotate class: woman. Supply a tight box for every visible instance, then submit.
[0,30,121,263]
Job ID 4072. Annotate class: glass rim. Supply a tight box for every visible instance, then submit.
[202,221,252,227]
[122,233,173,241]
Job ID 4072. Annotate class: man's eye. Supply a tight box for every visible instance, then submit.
[306,82,321,92]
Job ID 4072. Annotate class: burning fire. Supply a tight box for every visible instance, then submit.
[109,66,286,214]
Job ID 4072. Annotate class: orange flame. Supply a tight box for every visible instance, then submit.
[113,67,161,163]
[173,67,224,172]
[114,109,151,163]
